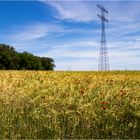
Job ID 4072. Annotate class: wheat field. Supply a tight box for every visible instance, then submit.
[0,71,140,139]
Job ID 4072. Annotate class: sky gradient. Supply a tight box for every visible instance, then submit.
[0,0,140,70]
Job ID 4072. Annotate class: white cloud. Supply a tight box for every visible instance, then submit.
[56,58,98,71]
[52,40,99,49]
[40,1,140,24]
[36,40,99,58]
[35,39,140,70]
[2,1,140,70]
[9,23,69,42]
[102,1,140,23]
[11,24,47,41]
[41,1,96,22]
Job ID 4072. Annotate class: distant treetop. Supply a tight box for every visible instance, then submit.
[0,44,55,70]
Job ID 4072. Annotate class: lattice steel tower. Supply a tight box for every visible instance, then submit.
[97,4,109,71]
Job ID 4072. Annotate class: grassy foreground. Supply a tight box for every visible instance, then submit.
[0,71,140,139]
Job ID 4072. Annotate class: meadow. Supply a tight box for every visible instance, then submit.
[0,71,140,139]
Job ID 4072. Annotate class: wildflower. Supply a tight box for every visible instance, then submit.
[80,89,84,94]
[120,89,123,92]
[102,107,106,110]
[101,101,108,105]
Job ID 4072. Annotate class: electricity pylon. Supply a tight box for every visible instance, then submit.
[97,4,110,71]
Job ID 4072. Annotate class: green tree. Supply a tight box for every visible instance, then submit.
[19,52,43,70]
[0,44,55,70]
[40,57,55,70]
[0,44,19,70]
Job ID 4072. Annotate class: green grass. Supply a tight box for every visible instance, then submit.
[0,71,140,139]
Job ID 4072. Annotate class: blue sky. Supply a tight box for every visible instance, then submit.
[0,0,140,70]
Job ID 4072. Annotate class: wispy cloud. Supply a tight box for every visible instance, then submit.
[40,1,140,24]
[40,1,96,22]
[1,1,140,70]
[10,24,48,42]
[103,1,140,23]
[35,38,140,70]
[9,23,70,42]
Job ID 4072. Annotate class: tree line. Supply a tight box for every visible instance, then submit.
[0,44,55,70]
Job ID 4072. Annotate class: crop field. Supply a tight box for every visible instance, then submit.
[0,71,140,139]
